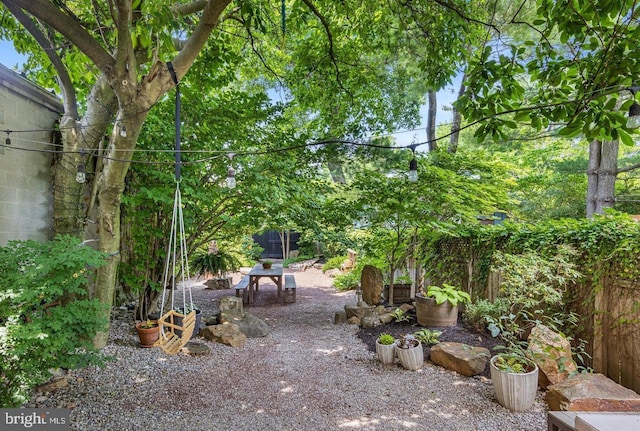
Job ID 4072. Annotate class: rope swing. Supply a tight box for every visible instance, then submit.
[154,62,197,355]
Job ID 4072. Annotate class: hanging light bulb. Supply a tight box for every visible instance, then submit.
[76,162,86,183]
[408,158,418,182]
[627,101,640,129]
[119,123,127,137]
[5,130,11,146]
[225,166,236,189]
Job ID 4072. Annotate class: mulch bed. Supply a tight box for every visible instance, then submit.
[356,311,503,378]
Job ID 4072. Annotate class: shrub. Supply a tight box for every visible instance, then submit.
[0,236,109,407]
[333,270,359,291]
[322,255,347,272]
[464,298,510,335]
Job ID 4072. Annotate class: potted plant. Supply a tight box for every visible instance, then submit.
[490,343,539,412]
[395,334,423,370]
[261,259,273,270]
[135,319,159,348]
[375,333,397,365]
[172,305,202,340]
[415,283,471,327]
[191,244,239,289]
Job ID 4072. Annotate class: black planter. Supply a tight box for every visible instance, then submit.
[173,309,202,339]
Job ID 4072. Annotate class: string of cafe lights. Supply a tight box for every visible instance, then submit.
[2,80,638,184]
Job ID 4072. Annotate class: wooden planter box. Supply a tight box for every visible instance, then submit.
[383,284,412,303]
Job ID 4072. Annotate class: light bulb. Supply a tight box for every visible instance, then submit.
[627,102,640,129]
[76,163,86,183]
[408,158,418,182]
[5,137,10,146]
[225,167,236,189]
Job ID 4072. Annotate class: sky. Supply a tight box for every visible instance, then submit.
[0,39,456,147]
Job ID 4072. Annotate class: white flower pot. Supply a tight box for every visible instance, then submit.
[490,355,539,412]
[375,340,397,365]
[395,341,424,370]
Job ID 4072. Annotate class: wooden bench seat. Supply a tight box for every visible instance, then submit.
[284,274,297,303]
[234,276,249,304]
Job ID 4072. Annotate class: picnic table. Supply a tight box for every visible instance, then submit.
[248,264,283,305]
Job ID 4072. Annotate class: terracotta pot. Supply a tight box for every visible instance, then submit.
[135,321,159,348]
[262,262,273,269]
[415,294,458,327]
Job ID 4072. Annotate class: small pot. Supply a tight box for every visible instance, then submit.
[395,340,424,370]
[375,340,397,365]
[135,321,159,348]
[262,262,273,269]
[490,355,539,412]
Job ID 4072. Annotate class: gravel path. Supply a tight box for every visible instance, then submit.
[31,267,548,430]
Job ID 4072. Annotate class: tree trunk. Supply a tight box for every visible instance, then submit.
[586,139,618,218]
[427,90,437,151]
[448,74,466,154]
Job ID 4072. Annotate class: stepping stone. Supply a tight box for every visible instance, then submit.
[181,341,211,356]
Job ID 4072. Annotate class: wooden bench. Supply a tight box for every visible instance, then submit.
[284,274,297,303]
[234,276,249,304]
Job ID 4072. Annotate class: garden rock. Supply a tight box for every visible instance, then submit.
[219,310,270,338]
[334,311,347,324]
[218,295,244,313]
[202,323,247,348]
[361,265,383,305]
[345,304,373,320]
[181,341,211,356]
[527,323,577,388]
[205,277,231,290]
[546,373,640,411]
[324,268,341,277]
[378,313,394,324]
[36,377,69,393]
[430,342,490,377]
[361,315,380,329]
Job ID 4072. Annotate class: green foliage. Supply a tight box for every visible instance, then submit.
[377,333,396,345]
[425,284,471,306]
[241,237,264,264]
[390,308,412,323]
[333,271,360,291]
[190,249,240,278]
[492,349,535,374]
[0,236,109,407]
[323,255,348,272]
[282,254,313,267]
[413,328,442,345]
[464,298,510,335]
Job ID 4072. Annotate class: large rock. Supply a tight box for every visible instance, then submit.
[202,323,247,347]
[546,373,640,411]
[430,342,490,377]
[220,310,270,338]
[361,265,383,305]
[345,304,373,320]
[219,295,244,313]
[527,324,578,388]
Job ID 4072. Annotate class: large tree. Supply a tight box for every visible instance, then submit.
[0,0,474,346]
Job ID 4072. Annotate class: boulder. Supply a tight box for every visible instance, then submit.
[219,310,270,338]
[202,323,247,348]
[345,304,373,320]
[334,311,347,324]
[36,377,68,393]
[430,342,490,377]
[181,341,211,356]
[527,324,577,388]
[361,265,383,305]
[361,315,381,328]
[325,268,342,278]
[546,373,640,411]
[347,316,361,325]
[218,295,244,313]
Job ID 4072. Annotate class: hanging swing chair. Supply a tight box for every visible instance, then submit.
[154,62,196,355]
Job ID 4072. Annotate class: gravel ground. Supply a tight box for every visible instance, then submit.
[30,266,548,430]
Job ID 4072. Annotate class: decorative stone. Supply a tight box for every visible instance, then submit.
[378,313,394,324]
[36,377,68,393]
[219,310,270,338]
[347,316,361,325]
[361,315,381,329]
[527,324,578,388]
[398,303,414,313]
[430,342,490,377]
[181,341,211,356]
[345,304,373,320]
[218,296,244,313]
[324,268,341,278]
[205,277,231,290]
[361,265,383,305]
[334,311,347,324]
[546,373,640,411]
[202,323,247,348]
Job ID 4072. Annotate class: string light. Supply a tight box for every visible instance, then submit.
[76,149,86,184]
[225,153,236,189]
[5,130,11,146]
[627,86,640,129]
[408,144,418,183]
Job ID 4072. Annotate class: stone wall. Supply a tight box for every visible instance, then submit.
[0,64,62,245]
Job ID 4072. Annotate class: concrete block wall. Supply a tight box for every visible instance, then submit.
[0,64,63,245]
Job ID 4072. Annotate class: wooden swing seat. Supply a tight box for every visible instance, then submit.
[154,309,196,355]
